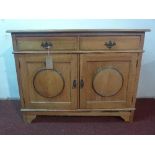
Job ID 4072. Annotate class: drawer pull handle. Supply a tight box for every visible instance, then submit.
[80,79,84,88]
[104,40,116,49]
[72,80,77,89]
[41,41,53,49]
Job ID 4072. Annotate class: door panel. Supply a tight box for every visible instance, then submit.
[19,54,78,110]
[80,53,137,109]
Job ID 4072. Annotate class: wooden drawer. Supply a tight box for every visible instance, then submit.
[16,37,77,51]
[80,36,141,50]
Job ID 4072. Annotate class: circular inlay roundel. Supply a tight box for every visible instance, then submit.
[92,67,123,97]
[33,69,64,98]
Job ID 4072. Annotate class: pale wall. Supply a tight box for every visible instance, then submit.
[0,19,155,99]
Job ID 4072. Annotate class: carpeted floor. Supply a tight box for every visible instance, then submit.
[0,99,155,135]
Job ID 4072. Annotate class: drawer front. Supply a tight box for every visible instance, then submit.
[16,37,77,51]
[80,36,141,50]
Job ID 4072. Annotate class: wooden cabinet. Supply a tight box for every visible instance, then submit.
[8,29,149,123]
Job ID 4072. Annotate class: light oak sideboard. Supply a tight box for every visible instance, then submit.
[8,29,150,123]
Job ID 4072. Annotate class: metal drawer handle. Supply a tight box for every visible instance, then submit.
[104,40,116,49]
[41,41,53,49]
[80,79,84,89]
[72,80,77,89]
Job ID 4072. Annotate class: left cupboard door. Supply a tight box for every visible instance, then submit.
[16,54,78,110]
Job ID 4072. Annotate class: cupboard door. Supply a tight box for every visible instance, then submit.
[80,53,137,109]
[18,54,78,110]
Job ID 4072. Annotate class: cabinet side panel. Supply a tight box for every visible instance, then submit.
[14,55,25,107]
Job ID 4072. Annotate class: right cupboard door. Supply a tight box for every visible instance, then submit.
[80,53,138,109]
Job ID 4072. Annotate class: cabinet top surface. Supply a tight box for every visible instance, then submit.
[7,29,150,33]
